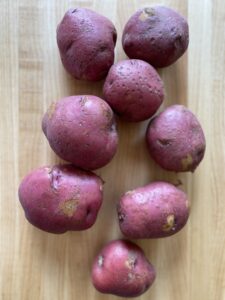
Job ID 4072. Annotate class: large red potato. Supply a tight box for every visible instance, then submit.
[18,165,103,233]
[103,59,164,122]
[146,105,206,172]
[122,6,189,68]
[92,239,156,297]
[118,182,189,239]
[42,95,118,170]
[57,8,117,81]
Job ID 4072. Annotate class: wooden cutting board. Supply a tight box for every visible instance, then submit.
[1,0,224,299]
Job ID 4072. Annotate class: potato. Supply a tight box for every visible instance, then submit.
[18,165,103,233]
[103,59,164,122]
[42,95,118,170]
[91,239,156,297]
[57,8,117,81]
[118,182,189,239]
[146,105,206,172]
[122,6,189,68]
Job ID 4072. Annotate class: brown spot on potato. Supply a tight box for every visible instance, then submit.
[118,212,125,222]
[125,190,134,196]
[59,199,79,217]
[181,154,193,170]
[125,253,137,269]
[79,96,88,106]
[44,167,51,173]
[139,7,155,21]
[128,272,134,280]
[47,102,56,119]
[49,167,61,191]
[186,199,190,210]
[162,214,175,232]
[157,138,172,146]
[98,255,104,267]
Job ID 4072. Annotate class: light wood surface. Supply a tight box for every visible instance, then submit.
[1,0,224,299]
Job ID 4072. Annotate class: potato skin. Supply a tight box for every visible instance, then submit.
[57,8,117,81]
[103,59,164,122]
[118,182,189,239]
[91,240,156,297]
[42,95,118,170]
[122,6,189,68]
[146,105,206,172]
[18,165,103,233]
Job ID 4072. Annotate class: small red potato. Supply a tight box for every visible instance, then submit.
[42,95,118,170]
[103,59,164,122]
[18,165,103,233]
[122,6,189,68]
[92,239,156,297]
[146,105,206,172]
[57,8,117,81]
[118,182,189,239]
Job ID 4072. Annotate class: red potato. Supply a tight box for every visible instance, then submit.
[122,6,189,68]
[18,165,103,234]
[146,105,206,172]
[42,95,118,170]
[57,8,117,81]
[103,59,164,122]
[92,240,156,297]
[118,182,189,239]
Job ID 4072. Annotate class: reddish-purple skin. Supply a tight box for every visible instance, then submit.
[103,59,164,122]
[57,8,117,81]
[18,165,103,234]
[146,105,206,172]
[91,240,156,297]
[122,6,189,68]
[42,95,118,170]
[118,182,189,239]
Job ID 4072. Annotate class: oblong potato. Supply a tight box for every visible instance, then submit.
[103,59,164,122]
[18,165,103,233]
[122,6,189,68]
[42,95,118,170]
[92,239,156,297]
[57,8,117,81]
[146,105,206,172]
[118,182,189,238]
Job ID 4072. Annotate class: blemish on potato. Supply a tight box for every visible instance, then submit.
[181,154,193,170]
[98,255,104,267]
[79,96,88,106]
[157,138,172,146]
[44,167,51,173]
[49,167,61,191]
[162,214,175,232]
[59,199,79,217]
[118,212,125,222]
[128,272,134,280]
[185,199,190,210]
[125,190,134,196]
[139,7,155,21]
[47,102,56,119]
[125,253,137,269]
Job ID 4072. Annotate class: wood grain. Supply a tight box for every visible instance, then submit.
[0,0,224,299]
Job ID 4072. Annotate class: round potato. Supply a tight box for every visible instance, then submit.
[122,6,189,68]
[57,8,117,81]
[118,182,189,239]
[18,165,103,234]
[146,105,206,172]
[92,239,156,297]
[42,95,118,170]
[103,59,164,122]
